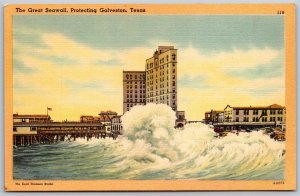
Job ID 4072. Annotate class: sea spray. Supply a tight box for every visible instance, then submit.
[14,104,285,180]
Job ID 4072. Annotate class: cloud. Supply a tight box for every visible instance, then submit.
[13,33,285,121]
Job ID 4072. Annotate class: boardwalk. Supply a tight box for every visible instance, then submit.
[13,122,119,146]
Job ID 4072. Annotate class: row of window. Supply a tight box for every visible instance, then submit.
[147,81,176,90]
[126,90,146,94]
[126,99,146,103]
[127,94,145,99]
[111,124,122,131]
[146,63,176,72]
[125,74,145,80]
[147,89,176,96]
[235,109,284,115]
[126,81,145,85]
[147,76,176,85]
[235,117,284,122]
[146,55,176,70]
[126,85,145,89]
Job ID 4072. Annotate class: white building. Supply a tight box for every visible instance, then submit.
[224,104,286,124]
[111,116,123,134]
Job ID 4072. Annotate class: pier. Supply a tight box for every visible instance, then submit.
[13,122,115,146]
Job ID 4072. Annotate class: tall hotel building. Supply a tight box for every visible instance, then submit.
[123,46,178,113]
[145,46,177,111]
[123,71,146,113]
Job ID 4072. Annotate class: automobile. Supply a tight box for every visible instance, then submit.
[218,131,231,137]
[273,132,285,141]
[270,131,286,141]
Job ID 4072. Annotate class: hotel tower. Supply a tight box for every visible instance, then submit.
[123,46,178,113]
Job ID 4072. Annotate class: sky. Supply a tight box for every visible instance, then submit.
[13,15,285,121]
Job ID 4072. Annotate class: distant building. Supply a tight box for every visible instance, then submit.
[13,114,51,135]
[81,111,119,134]
[145,46,178,111]
[123,46,185,127]
[217,112,224,123]
[204,110,223,124]
[13,114,51,123]
[224,104,286,124]
[111,116,123,134]
[80,115,101,123]
[123,71,146,113]
[98,111,118,134]
[175,111,186,128]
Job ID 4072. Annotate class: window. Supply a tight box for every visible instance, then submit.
[244,110,249,115]
[253,110,258,115]
[172,54,176,60]
[243,117,247,122]
[235,110,239,115]
[270,110,275,115]
[13,127,17,132]
[172,81,176,86]
[236,117,239,122]
[30,127,37,131]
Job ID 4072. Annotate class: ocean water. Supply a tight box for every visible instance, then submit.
[13,104,285,180]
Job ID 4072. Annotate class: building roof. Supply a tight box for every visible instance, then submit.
[111,115,122,119]
[99,110,118,115]
[205,110,223,113]
[80,115,112,122]
[13,114,50,118]
[228,104,285,110]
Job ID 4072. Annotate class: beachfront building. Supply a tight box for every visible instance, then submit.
[204,110,223,124]
[80,115,102,123]
[13,114,51,123]
[111,116,123,134]
[224,104,286,124]
[81,111,119,134]
[123,71,146,113]
[145,46,178,111]
[217,112,224,123]
[13,114,51,135]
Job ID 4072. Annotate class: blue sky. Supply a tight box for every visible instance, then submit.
[14,15,284,50]
[13,15,285,120]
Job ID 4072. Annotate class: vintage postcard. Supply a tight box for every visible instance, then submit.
[4,4,296,191]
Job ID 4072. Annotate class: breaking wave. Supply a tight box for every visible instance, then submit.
[14,104,285,180]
